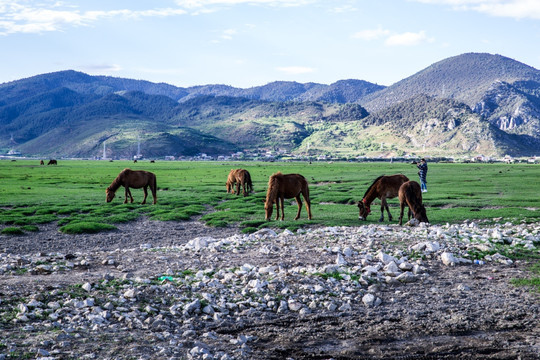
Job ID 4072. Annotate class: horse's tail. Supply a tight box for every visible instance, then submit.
[246,171,253,192]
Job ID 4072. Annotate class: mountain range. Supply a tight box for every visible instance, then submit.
[1,52,539,159]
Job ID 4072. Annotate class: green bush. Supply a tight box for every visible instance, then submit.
[1,227,24,235]
[241,227,257,234]
[60,222,117,234]
[21,225,39,232]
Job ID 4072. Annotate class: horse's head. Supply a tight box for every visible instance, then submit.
[105,187,115,203]
[415,204,429,223]
[264,200,274,221]
[357,199,371,220]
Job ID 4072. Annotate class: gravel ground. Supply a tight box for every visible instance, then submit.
[0,218,539,359]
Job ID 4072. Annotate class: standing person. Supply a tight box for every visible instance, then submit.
[417,158,428,192]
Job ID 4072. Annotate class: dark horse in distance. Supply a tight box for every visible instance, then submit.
[106,168,157,204]
[357,174,409,222]
[226,169,253,196]
[47,159,57,165]
[265,172,312,221]
[398,180,429,225]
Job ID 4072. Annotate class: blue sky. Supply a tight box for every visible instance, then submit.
[1,0,540,88]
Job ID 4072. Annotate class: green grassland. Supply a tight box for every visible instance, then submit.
[0,160,539,235]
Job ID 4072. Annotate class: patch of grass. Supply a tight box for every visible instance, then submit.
[205,219,229,227]
[60,222,117,234]
[242,227,257,234]
[1,227,24,235]
[20,225,39,232]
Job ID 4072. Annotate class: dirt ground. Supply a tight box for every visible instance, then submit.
[0,218,539,359]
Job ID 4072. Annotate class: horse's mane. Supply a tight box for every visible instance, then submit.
[265,172,282,204]
[363,175,385,199]
[107,169,128,192]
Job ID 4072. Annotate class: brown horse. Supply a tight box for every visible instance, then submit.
[265,172,312,221]
[106,168,157,204]
[357,174,409,222]
[398,181,429,225]
[226,169,253,196]
[40,160,44,165]
[47,159,57,165]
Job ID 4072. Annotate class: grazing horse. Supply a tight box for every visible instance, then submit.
[357,174,409,222]
[265,172,312,221]
[226,169,253,196]
[398,181,429,225]
[40,160,44,165]
[47,159,57,165]
[106,168,157,204]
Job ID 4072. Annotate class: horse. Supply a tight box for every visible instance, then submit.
[106,168,157,204]
[40,160,44,165]
[357,174,409,222]
[398,180,429,225]
[265,172,312,221]
[226,169,253,196]
[47,159,57,165]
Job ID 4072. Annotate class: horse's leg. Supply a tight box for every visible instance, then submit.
[399,201,405,226]
[141,186,148,204]
[236,182,241,196]
[124,186,129,203]
[280,196,285,221]
[385,200,393,222]
[242,181,247,197]
[275,198,280,221]
[379,197,386,222]
[294,195,302,220]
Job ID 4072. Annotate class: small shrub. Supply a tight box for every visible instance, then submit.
[205,219,229,227]
[242,227,257,234]
[21,225,39,232]
[60,222,117,234]
[1,227,24,235]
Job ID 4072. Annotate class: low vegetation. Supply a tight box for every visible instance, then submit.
[0,160,539,235]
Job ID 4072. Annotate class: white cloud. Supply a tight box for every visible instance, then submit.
[277,66,315,74]
[412,0,540,20]
[221,28,237,40]
[385,31,433,46]
[352,27,391,41]
[175,0,315,8]
[352,27,433,46]
[0,1,187,35]
[82,64,122,74]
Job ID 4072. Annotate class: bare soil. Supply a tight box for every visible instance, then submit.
[1,219,539,359]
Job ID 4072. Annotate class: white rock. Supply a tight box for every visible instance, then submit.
[343,247,354,257]
[362,293,377,307]
[383,261,400,275]
[377,252,397,264]
[396,272,417,283]
[441,252,458,266]
[82,282,92,292]
[336,253,348,266]
[399,262,413,271]
[287,300,303,312]
[123,289,137,298]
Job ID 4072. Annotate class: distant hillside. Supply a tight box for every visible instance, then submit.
[362,53,540,112]
[2,53,540,158]
[360,95,535,156]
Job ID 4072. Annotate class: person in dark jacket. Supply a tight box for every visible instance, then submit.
[417,158,428,192]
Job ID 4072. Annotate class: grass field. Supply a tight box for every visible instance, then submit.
[1,159,539,235]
